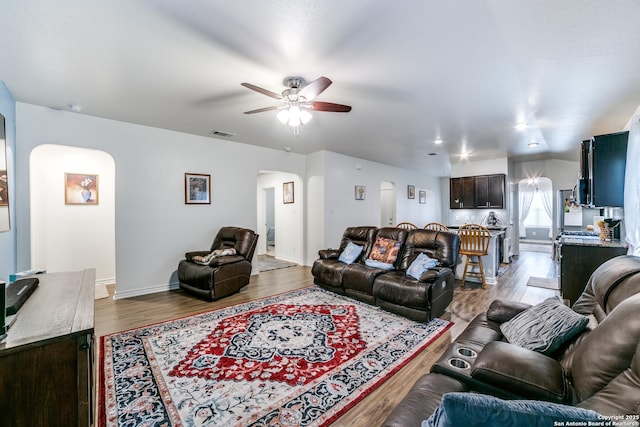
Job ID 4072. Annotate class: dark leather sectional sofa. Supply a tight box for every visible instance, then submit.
[311,226,461,321]
[383,255,640,426]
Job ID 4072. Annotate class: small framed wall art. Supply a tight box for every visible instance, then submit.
[283,181,294,204]
[185,173,211,204]
[408,185,415,199]
[65,173,99,205]
[419,190,426,204]
[355,185,366,200]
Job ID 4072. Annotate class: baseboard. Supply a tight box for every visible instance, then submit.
[113,282,180,299]
[95,277,115,286]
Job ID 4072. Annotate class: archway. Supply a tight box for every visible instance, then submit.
[30,145,116,285]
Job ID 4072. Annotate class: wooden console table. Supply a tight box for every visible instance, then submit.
[0,269,95,427]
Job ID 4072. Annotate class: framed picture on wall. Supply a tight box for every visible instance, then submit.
[408,185,415,199]
[185,173,211,204]
[0,170,7,206]
[419,190,426,204]
[283,181,294,204]
[355,185,366,200]
[65,173,99,205]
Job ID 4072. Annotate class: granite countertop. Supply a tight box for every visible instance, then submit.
[560,235,628,248]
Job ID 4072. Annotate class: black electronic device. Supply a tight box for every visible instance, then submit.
[5,277,39,315]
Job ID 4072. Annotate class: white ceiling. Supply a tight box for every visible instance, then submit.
[2,0,640,176]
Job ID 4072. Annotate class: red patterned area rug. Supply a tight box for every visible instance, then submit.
[99,286,452,426]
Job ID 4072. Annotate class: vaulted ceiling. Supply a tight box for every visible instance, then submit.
[2,0,639,175]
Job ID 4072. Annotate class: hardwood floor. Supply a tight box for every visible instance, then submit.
[95,250,558,426]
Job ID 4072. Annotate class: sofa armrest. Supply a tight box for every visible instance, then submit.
[486,299,532,323]
[471,341,570,404]
[207,254,246,267]
[318,249,339,259]
[185,251,210,261]
[418,266,449,283]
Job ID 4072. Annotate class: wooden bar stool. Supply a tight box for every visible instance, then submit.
[424,222,449,231]
[458,224,491,288]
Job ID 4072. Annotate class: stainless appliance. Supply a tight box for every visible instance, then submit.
[557,189,579,234]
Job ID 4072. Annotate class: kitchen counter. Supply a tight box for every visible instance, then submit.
[560,235,628,249]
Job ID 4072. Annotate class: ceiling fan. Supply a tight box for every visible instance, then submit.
[241,76,352,133]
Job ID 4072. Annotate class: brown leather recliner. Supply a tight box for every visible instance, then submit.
[383,255,640,426]
[177,226,258,301]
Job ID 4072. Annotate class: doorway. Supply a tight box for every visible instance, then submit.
[380,181,396,227]
[264,187,275,256]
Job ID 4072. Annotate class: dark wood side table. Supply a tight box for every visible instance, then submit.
[0,269,95,427]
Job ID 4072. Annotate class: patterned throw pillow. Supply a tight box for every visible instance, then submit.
[368,237,402,265]
[500,296,589,355]
[338,241,364,264]
[192,248,237,265]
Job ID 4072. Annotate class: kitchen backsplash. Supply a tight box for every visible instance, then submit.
[449,209,508,227]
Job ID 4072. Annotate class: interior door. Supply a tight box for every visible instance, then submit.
[380,182,395,226]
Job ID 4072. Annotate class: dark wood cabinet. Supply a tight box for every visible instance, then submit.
[0,270,95,427]
[560,243,627,305]
[450,174,505,209]
[475,174,505,208]
[450,177,475,209]
[591,131,628,207]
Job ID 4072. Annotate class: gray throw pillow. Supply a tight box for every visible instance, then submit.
[500,296,588,355]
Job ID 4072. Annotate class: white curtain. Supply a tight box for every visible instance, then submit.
[539,179,554,238]
[518,183,535,238]
[625,115,640,256]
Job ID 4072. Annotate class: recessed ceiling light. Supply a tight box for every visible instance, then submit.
[68,104,83,113]
[460,151,469,158]
[528,141,539,148]
[428,152,438,156]
[434,138,443,145]
[515,123,527,131]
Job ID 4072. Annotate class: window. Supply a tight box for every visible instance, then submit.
[523,190,552,228]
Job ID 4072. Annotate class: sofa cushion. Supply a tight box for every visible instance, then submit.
[423,392,602,427]
[500,296,589,355]
[369,236,402,264]
[338,241,363,264]
[407,253,438,280]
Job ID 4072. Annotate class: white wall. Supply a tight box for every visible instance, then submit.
[319,151,442,250]
[451,158,509,177]
[30,145,116,284]
[256,171,303,264]
[0,83,16,281]
[15,103,306,298]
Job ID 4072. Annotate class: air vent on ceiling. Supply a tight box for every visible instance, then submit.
[210,130,236,138]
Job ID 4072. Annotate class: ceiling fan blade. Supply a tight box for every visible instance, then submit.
[241,82,283,100]
[244,105,284,114]
[299,76,332,100]
[308,101,352,112]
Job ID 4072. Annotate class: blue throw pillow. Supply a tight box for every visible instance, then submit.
[364,258,395,270]
[338,241,363,264]
[500,296,589,355]
[406,253,438,280]
[423,392,602,427]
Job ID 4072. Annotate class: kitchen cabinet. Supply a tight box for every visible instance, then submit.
[578,131,628,207]
[475,174,505,208]
[450,177,475,209]
[559,242,627,305]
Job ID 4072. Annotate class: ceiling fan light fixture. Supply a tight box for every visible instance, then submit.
[277,109,289,124]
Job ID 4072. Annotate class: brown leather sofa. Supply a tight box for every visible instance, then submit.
[177,226,258,301]
[312,226,461,321]
[383,255,640,426]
